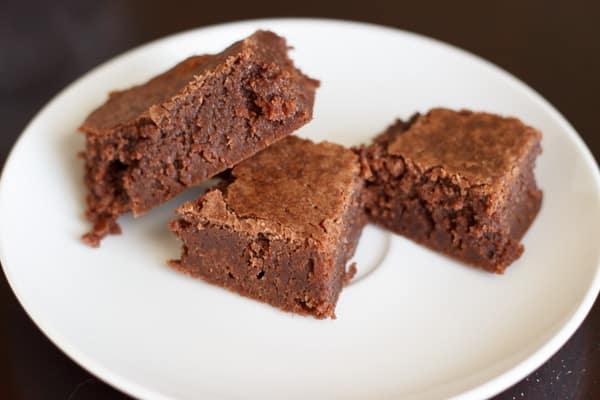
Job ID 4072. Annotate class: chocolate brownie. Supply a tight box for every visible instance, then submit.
[81,30,319,246]
[169,136,365,319]
[358,109,542,273]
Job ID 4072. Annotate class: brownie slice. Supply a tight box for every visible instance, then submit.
[81,30,319,246]
[169,136,365,319]
[358,109,542,273]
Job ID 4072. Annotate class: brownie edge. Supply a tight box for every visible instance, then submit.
[81,30,319,246]
[169,136,366,319]
[358,109,542,273]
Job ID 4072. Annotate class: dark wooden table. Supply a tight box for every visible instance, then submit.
[1,1,598,398]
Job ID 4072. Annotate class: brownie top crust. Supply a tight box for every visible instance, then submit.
[82,30,311,133]
[83,55,213,130]
[175,136,361,245]
[387,108,542,185]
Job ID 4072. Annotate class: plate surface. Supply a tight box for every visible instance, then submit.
[1,19,599,400]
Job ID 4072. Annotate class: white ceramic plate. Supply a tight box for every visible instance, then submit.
[1,19,599,400]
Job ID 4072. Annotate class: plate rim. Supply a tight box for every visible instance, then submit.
[1,17,599,400]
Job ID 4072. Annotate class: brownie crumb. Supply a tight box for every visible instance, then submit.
[169,136,366,319]
[343,263,358,285]
[357,108,542,273]
[80,30,318,245]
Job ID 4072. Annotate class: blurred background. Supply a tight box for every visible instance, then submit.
[1,0,598,399]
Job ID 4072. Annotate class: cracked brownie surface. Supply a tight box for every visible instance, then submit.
[358,108,542,273]
[169,136,365,319]
[80,30,319,246]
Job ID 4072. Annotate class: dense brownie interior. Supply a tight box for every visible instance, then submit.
[81,30,319,246]
[358,109,542,273]
[169,136,365,318]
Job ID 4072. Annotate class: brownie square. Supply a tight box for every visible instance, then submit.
[169,136,365,319]
[81,30,319,246]
[359,109,542,273]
